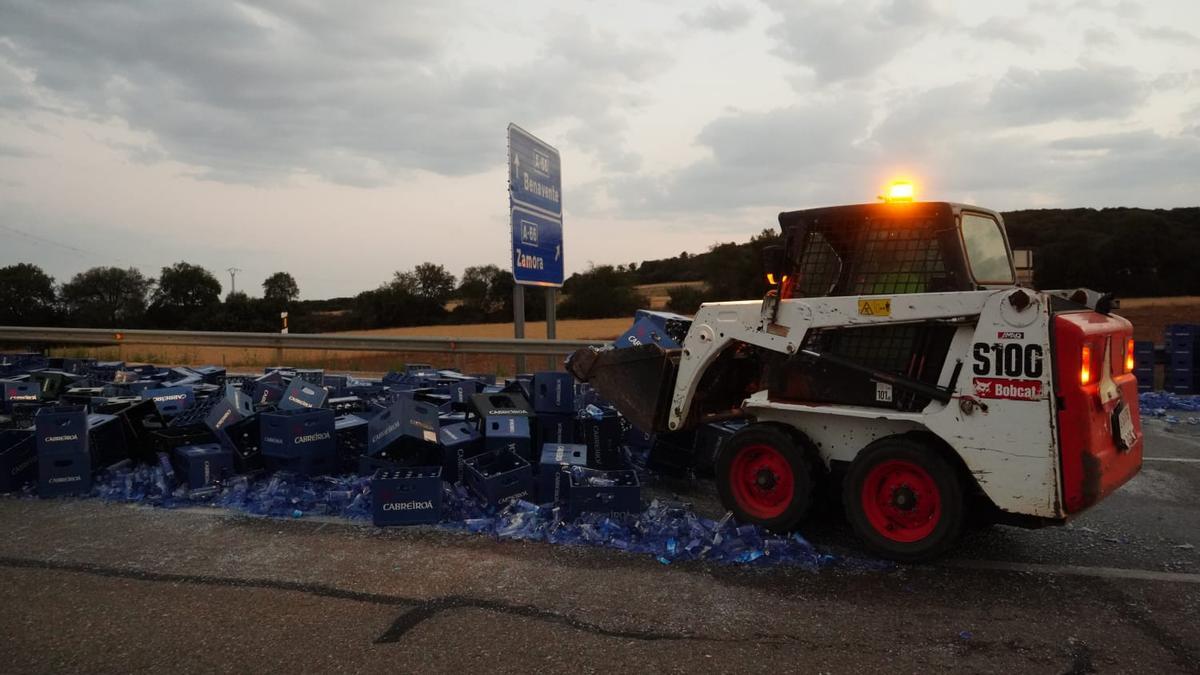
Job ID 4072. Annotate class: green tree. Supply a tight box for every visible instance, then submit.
[412,262,456,304]
[61,266,151,327]
[262,272,300,305]
[455,264,511,321]
[666,284,707,314]
[702,228,780,301]
[147,262,222,328]
[0,263,58,325]
[558,265,645,319]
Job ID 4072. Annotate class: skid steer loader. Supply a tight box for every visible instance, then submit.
[568,196,1143,561]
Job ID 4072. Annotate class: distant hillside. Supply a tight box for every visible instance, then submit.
[631,207,1200,298]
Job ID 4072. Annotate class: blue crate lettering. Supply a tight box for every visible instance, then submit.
[581,409,623,468]
[279,379,329,411]
[38,450,91,497]
[371,467,443,526]
[613,318,681,350]
[141,386,195,417]
[35,405,90,457]
[366,400,407,455]
[463,449,533,506]
[260,408,336,461]
[2,380,41,412]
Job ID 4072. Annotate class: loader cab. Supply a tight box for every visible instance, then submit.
[776,201,1016,300]
[769,202,1017,413]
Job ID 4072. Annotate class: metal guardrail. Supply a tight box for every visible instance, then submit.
[0,326,603,357]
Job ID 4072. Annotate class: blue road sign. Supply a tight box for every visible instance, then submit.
[510,205,563,287]
[508,124,563,287]
[508,124,562,217]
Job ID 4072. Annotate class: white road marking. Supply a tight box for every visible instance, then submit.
[1142,457,1200,463]
[945,558,1200,584]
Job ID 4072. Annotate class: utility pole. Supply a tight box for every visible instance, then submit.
[226,267,242,295]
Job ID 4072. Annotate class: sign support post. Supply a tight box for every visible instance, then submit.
[513,285,526,374]
[507,123,564,374]
[545,288,557,370]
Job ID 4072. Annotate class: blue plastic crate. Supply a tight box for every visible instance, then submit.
[2,380,41,413]
[295,369,325,386]
[405,398,442,443]
[694,421,746,472]
[623,423,655,451]
[566,467,640,519]
[260,408,336,462]
[193,366,227,386]
[613,318,681,350]
[371,467,443,526]
[538,443,587,504]
[0,429,36,493]
[172,443,234,490]
[38,450,91,497]
[167,396,221,429]
[463,449,533,505]
[88,413,129,467]
[580,409,623,469]
[253,383,283,408]
[448,379,482,410]
[532,372,575,414]
[279,378,328,411]
[322,374,348,397]
[223,415,262,473]
[205,388,255,448]
[334,414,368,469]
[141,385,195,417]
[482,414,533,461]
[34,405,90,457]
[536,413,577,447]
[366,399,407,455]
[436,421,485,483]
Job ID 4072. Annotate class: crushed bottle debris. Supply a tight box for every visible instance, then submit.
[81,462,888,571]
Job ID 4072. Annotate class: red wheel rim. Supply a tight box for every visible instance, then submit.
[861,459,942,543]
[729,443,795,520]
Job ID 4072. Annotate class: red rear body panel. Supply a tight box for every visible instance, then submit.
[1054,312,1143,514]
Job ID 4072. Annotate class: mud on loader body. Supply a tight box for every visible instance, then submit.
[569,201,1143,561]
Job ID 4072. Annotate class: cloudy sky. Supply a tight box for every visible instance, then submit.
[1,0,1198,299]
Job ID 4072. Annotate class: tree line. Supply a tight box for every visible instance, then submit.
[2,207,1194,331]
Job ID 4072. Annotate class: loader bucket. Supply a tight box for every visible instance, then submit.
[566,345,681,433]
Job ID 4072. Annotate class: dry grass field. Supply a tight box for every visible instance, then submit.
[46,296,1198,375]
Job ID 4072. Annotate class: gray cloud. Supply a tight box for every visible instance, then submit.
[1139,26,1200,46]
[972,16,1045,48]
[0,1,668,184]
[765,0,943,83]
[989,65,1149,124]
[598,99,874,215]
[681,4,753,32]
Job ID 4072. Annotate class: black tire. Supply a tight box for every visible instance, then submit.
[843,436,966,562]
[715,424,815,532]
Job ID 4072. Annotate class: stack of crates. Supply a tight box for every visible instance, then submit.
[1165,324,1200,395]
[1132,340,1155,393]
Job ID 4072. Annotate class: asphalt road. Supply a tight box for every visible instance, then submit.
[1,418,1198,674]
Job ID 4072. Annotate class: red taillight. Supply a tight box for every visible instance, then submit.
[1080,344,1093,385]
[1124,338,1135,373]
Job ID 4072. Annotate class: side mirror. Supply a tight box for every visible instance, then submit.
[761,245,785,287]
